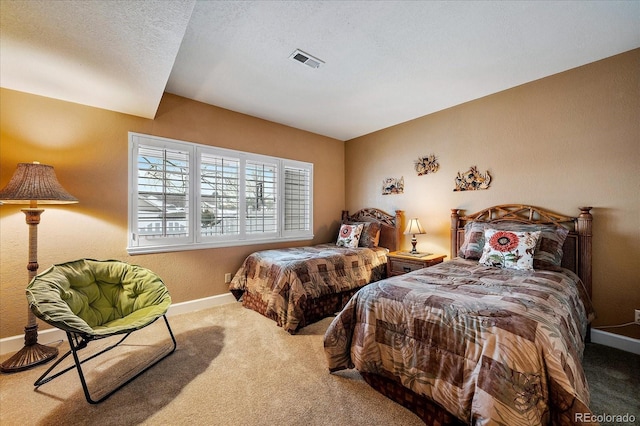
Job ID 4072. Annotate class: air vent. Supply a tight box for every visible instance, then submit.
[289,49,324,69]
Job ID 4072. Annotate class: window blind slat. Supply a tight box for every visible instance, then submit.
[200,153,240,236]
[245,161,277,234]
[284,167,310,231]
[136,145,189,240]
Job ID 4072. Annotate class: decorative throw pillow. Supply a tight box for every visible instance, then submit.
[532,225,569,269]
[359,222,381,248]
[336,223,364,248]
[459,221,569,269]
[479,229,541,270]
[490,222,569,269]
[345,221,381,248]
[458,221,486,259]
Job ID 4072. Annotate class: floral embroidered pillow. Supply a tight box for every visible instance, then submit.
[488,222,569,269]
[344,221,381,247]
[460,221,569,269]
[336,223,364,248]
[479,229,541,270]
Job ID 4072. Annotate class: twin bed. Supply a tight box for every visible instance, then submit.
[324,205,595,425]
[230,204,595,424]
[229,208,403,333]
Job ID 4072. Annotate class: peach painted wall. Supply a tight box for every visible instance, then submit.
[345,49,640,338]
[0,91,345,338]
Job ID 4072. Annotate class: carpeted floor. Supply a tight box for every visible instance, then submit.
[582,342,640,424]
[0,303,638,425]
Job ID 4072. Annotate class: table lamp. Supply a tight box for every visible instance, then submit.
[404,218,426,254]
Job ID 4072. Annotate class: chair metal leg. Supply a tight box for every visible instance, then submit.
[34,332,131,387]
[34,315,177,404]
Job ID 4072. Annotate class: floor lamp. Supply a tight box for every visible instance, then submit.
[0,162,78,373]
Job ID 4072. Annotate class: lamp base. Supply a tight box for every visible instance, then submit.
[410,237,419,254]
[0,325,58,373]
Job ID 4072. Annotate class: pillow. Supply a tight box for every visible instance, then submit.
[491,222,569,269]
[458,221,486,259]
[532,225,569,269]
[336,223,364,248]
[479,229,541,270]
[458,221,569,269]
[345,221,381,248]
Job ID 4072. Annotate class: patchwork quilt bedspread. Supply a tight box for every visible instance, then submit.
[230,244,388,332]
[324,259,596,425]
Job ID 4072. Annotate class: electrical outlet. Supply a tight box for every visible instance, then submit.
[635,309,640,325]
[224,273,232,283]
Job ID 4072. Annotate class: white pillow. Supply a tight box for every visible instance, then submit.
[479,229,541,270]
[336,223,364,248]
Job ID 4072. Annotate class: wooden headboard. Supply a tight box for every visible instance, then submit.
[342,208,404,252]
[450,204,593,298]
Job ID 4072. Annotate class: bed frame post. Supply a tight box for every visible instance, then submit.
[577,207,593,298]
[450,209,460,260]
[395,210,404,252]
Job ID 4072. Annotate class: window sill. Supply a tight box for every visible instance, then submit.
[127,234,315,255]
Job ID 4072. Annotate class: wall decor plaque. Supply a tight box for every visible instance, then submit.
[382,177,404,195]
[454,166,491,191]
[414,154,439,176]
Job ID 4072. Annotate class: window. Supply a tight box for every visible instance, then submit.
[128,133,313,254]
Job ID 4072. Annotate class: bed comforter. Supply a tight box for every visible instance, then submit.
[230,243,388,333]
[324,259,596,425]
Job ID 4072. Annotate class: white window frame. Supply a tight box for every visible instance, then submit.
[128,132,313,254]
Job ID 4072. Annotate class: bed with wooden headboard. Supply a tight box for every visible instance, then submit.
[230,207,403,333]
[325,204,595,425]
[451,204,593,300]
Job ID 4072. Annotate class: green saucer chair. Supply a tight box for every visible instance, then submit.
[26,259,176,404]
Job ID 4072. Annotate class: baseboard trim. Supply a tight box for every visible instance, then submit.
[590,329,640,355]
[166,292,236,317]
[0,293,236,356]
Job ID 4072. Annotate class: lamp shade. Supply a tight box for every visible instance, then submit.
[404,218,425,235]
[0,162,78,204]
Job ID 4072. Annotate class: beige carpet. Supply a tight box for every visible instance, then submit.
[0,303,424,426]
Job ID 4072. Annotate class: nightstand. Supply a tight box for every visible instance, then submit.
[386,252,446,277]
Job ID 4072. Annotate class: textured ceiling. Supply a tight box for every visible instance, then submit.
[1,1,639,141]
[0,0,196,118]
